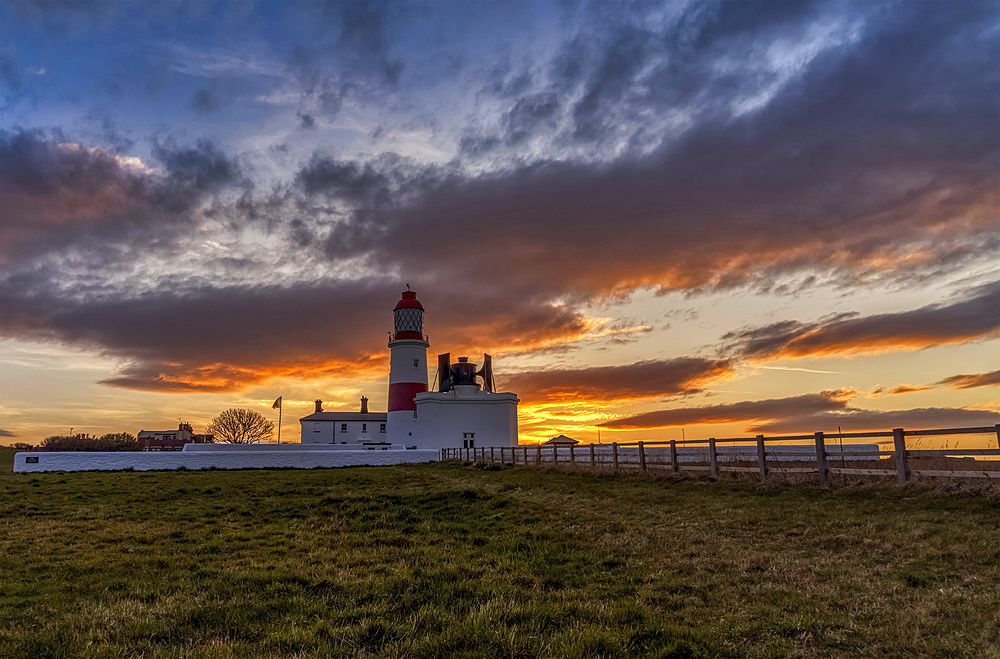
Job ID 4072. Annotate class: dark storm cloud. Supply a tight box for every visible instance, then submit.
[602,390,853,429]
[283,0,405,117]
[295,154,391,200]
[719,282,1000,361]
[751,407,1000,434]
[936,370,1000,390]
[298,112,316,129]
[152,138,242,191]
[602,389,1000,433]
[504,357,734,404]
[0,430,15,437]
[190,88,219,113]
[0,277,590,392]
[361,1,999,300]
[0,130,242,265]
[334,0,403,87]
[3,1,998,397]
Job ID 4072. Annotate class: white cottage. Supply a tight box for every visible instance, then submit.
[298,397,388,445]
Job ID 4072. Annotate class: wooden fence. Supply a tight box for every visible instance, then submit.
[442,425,1000,485]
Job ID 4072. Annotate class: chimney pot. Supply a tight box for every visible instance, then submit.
[360,396,369,414]
[314,399,323,413]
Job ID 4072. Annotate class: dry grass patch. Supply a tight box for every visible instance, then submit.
[1,452,998,657]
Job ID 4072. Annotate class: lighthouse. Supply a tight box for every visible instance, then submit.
[386,288,429,444]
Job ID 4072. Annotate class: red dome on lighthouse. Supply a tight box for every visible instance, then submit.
[393,290,424,311]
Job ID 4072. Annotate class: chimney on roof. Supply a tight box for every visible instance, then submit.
[360,396,369,414]
[314,399,323,413]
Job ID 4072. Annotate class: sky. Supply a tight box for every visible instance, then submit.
[0,0,998,447]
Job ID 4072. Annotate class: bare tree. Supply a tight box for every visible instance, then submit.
[206,408,274,444]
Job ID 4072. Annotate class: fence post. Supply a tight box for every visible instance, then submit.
[569,444,575,466]
[995,424,1000,453]
[638,441,647,472]
[536,445,541,466]
[612,442,619,472]
[590,444,596,468]
[491,446,495,463]
[893,428,909,484]
[756,434,767,482]
[670,440,679,474]
[709,438,719,479]
[523,446,528,464]
[552,445,558,467]
[815,431,829,487]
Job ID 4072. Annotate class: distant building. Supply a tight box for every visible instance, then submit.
[299,397,388,445]
[140,422,213,451]
[542,435,580,446]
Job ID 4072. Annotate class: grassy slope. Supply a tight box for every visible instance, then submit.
[1,455,998,657]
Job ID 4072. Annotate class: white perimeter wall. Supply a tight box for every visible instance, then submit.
[12,449,439,473]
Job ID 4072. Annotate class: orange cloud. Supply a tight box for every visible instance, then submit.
[719,282,999,361]
[504,357,735,404]
[936,370,1000,390]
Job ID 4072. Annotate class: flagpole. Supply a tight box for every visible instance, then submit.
[273,396,283,444]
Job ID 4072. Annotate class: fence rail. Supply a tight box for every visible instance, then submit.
[441,425,1000,485]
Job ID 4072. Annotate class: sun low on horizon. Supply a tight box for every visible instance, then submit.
[1,0,997,448]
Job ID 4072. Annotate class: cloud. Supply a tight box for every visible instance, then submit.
[504,357,735,404]
[601,389,854,429]
[364,0,999,301]
[0,278,592,393]
[936,370,1000,390]
[1,2,997,398]
[751,407,1000,434]
[719,282,1000,361]
[0,430,15,437]
[0,130,243,266]
[601,389,1000,433]
[191,88,218,113]
[886,385,932,396]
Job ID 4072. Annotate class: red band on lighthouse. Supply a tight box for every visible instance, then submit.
[388,382,427,412]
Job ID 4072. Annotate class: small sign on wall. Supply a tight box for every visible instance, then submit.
[25,456,39,463]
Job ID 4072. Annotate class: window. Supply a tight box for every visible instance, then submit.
[340,423,347,432]
[312,423,320,433]
[413,359,420,368]
[463,432,475,449]
[379,423,386,433]
[362,423,367,433]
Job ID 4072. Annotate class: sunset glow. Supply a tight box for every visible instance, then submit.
[0,0,997,447]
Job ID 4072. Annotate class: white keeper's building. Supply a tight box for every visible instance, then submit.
[298,397,389,446]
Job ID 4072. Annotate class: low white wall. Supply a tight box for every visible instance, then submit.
[12,449,439,473]
[182,443,405,452]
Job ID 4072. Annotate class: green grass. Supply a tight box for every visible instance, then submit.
[1,452,998,657]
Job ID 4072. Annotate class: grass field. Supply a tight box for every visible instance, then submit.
[1,450,999,657]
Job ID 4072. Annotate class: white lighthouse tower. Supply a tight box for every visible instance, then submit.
[386,288,429,444]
